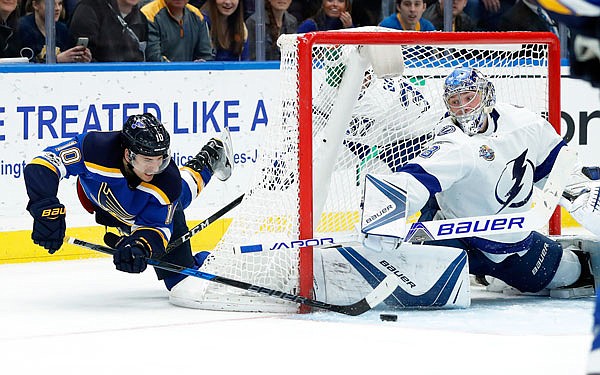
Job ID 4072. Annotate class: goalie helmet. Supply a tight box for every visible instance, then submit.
[443,67,496,136]
[121,113,171,175]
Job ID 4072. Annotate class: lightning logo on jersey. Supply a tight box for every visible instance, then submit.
[495,150,534,213]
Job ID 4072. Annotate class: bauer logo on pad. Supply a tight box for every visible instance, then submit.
[361,174,408,237]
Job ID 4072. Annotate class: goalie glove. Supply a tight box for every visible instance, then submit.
[185,138,233,181]
[561,167,600,236]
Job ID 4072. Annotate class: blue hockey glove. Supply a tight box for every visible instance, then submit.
[113,236,150,273]
[28,197,66,254]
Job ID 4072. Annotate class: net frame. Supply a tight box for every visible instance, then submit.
[296,30,561,311]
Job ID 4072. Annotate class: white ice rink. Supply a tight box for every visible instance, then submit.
[0,257,594,375]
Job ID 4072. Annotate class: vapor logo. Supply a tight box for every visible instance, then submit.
[495,150,534,213]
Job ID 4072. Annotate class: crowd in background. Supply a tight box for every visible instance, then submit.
[0,0,574,63]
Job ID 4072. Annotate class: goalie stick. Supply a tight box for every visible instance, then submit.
[362,147,577,242]
[230,147,575,253]
[65,236,399,316]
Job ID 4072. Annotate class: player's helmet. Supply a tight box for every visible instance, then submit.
[121,113,171,175]
[443,67,496,136]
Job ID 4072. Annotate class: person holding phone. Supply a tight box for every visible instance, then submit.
[69,0,147,62]
[19,0,92,63]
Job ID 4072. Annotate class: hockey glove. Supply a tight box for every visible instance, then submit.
[185,138,232,181]
[561,180,600,237]
[28,197,66,254]
[113,236,151,274]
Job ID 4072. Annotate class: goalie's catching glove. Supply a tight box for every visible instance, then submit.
[185,138,232,181]
[561,167,600,237]
[27,197,66,254]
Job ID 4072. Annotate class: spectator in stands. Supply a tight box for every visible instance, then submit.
[69,0,147,61]
[498,0,557,32]
[189,0,205,10]
[296,0,352,33]
[19,0,92,62]
[380,0,436,30]
[469,0,515,31]
[0,0,23,58]
[351,0,382,26]
[242,0,253,19]
[201,0,249,61]
[422,0,475,31]
[142,0,214,62]
[246,0,297,60]
[287,0,320,24]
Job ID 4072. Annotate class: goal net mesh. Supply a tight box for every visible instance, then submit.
[194,28,556,312]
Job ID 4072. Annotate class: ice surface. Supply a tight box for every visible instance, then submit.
[0,258,593,375]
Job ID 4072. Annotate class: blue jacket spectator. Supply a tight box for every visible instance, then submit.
[380,0,436,30]
[297,0,353,32]
[19,0,92,63]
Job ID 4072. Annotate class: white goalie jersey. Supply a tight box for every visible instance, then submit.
[367,102,567,244]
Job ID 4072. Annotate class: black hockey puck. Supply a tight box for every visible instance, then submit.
[379,313,397,322]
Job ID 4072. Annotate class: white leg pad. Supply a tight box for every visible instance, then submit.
[313,242,470,309]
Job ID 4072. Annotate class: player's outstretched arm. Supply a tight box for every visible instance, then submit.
[23,161,66,254]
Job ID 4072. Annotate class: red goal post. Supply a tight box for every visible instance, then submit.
[195,29,562,313]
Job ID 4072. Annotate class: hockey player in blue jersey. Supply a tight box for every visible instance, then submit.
[363,66,600,296]
[23,113,232,291]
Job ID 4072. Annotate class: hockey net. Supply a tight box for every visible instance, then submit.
[195,28,561,312]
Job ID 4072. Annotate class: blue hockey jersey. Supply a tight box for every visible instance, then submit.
[24,131,209,257]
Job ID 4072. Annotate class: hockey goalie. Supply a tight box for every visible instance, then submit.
[359,66,600,306]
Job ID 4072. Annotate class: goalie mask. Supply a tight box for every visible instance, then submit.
[443,67,496,136]
[121,113,171,175]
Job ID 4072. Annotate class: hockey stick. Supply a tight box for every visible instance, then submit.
[65,236,399,316]
[166,194,244,251]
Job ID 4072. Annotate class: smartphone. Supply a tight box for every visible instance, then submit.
[76,37,89,48]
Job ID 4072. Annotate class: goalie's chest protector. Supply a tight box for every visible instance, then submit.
[416,103,564,221]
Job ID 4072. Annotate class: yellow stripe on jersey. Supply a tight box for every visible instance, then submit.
[537,0,573,15]
[85,161,123,178]
[131,227,169,255]
[138,182,171,205]
[29,157,59,176]
[180,166,205,196]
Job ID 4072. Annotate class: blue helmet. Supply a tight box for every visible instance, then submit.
[443,67,496,136]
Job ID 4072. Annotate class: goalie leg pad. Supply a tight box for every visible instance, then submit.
[465,232,563,293]
[313,243,470,309]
